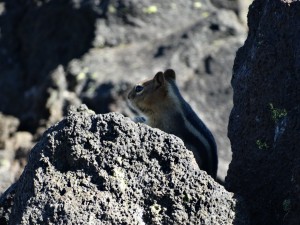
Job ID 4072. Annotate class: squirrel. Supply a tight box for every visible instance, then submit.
[128,69,218,178]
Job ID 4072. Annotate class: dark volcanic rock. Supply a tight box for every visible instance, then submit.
[0,105,249,224]
[0,113,19,149]
[226,0,300,224]
[0,114,33,194]
[0,0,97,132]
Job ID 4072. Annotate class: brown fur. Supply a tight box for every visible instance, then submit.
[128,71,175,120]
[128,69,218,178]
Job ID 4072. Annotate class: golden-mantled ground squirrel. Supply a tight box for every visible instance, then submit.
[128,69,218,178]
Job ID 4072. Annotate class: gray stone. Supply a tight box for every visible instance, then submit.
[1,105,249,224]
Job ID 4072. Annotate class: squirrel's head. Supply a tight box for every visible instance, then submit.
[128,69,176,115]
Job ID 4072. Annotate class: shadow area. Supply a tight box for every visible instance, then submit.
[0,0,98,133]
[232,193,251,225]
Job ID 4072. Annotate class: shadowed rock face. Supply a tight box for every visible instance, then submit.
[226,0,300,224]
[0,105,249,225]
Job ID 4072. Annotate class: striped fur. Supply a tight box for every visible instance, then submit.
[167,80,218,178]
[128,70,218,178]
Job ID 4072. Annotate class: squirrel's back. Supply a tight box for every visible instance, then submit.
[128,69,218,178]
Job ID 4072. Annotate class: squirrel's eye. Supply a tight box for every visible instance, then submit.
[135,85,144,93]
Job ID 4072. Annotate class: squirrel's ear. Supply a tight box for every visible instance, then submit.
[164,69,176,81]
[154,71,164,86]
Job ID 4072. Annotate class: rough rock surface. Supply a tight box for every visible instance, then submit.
[211,0,253,25]
[0,0,249,188]
[0,113,33,193]
[0,105,249,224]
[226,0,300,224]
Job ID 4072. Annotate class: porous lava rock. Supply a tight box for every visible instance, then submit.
[226,0,300,224]
[0,105,249,224]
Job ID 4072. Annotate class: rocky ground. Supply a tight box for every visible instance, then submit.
[0,105,250,224]
[0,0,251,194]
[1,0,300,224]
